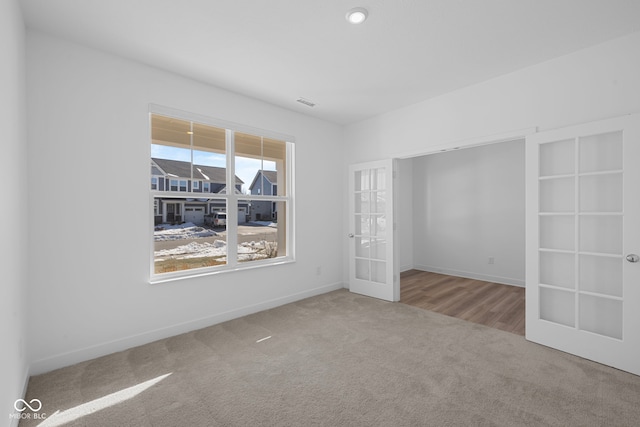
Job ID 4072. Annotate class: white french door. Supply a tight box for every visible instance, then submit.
[348,159,399,302]
[525,114,640,375]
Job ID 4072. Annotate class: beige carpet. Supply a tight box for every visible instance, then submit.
[21,289,640,426]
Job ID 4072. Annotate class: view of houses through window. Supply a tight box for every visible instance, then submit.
[150,112,292,278]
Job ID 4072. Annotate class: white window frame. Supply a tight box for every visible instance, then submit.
[149,104,295,283]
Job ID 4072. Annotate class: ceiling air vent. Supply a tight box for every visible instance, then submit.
[296,98,316,107]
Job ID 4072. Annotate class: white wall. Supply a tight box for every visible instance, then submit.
[1,0,29,425]
[343,31,640,285]
[26,31,344,374]
[397,158,414,272]
[412,141,525,286]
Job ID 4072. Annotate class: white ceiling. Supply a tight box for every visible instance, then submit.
[20,0,640,125]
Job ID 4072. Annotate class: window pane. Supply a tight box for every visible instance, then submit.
[153,197,227,274]
[151,115,192,150]
[151,115,193,190]
[191,122,227,193]
[235,132,287,197]
[238,200,286,264]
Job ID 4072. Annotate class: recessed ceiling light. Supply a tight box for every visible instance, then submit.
[346,7,368,24]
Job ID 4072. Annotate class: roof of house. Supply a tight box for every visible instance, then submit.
[249,170,277,190]
[151,158,243,184]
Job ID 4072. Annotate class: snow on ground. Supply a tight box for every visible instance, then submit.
[154,222,217,241]
[249,221,277,228]
[154,222,277,262]
[154,240,274,262]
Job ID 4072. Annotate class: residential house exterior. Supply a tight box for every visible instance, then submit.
[248,170,278,221]
[151,158,248,225]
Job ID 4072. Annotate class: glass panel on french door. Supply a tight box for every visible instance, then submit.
[539,251,574,289]
[371,260,386,284]
[539,139,574,177]
[579,255,622,297]
[537,130,624,340]
[579,295,622,339]
[354,167,387,283]
[579,131,622,173]
[539,287,575,327]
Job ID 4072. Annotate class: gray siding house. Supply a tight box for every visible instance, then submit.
[151,158,248,225]
[248,170,278,221]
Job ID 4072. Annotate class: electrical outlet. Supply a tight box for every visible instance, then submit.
[316,266,322,276]
[488,257,495,264]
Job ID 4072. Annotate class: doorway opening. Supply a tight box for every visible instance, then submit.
[398,139,526,335]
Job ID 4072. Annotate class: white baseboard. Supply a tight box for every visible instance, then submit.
[29,282,344,375]
[400,264,414,273]
[413,265,524,287]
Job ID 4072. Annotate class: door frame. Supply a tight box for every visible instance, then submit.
[395,128,535,295]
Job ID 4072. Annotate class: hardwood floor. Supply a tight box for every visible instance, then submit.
[400,270,525,336]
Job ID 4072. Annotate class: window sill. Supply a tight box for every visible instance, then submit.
[149,256,295,285]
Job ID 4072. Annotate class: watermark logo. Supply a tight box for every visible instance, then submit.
[10,399,47,421]
[14,399,42,412]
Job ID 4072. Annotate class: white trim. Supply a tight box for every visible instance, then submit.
[238,195,289,202]
[151,191,227,200]
[395,127,536,159]
[226,129,238,266]
[150,255,295,284]
[29,282,344,375]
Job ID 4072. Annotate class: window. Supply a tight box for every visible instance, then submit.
[151,177,158,190]
[150,108,294,281]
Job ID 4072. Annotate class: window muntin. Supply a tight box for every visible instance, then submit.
[150,111,293,281]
